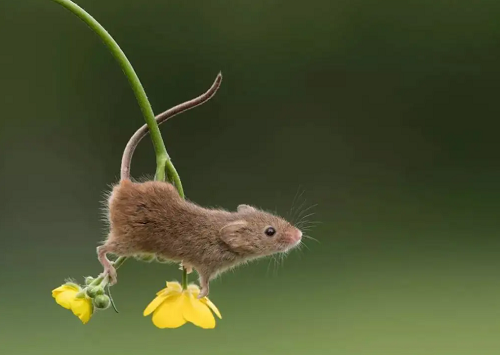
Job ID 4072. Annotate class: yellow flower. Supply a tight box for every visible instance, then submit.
[52,284,93,324]
[144,282,222,329]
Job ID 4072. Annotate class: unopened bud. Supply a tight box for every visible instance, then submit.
[84,276,95,285]
[86,286,104,298]
[94,294,111,310]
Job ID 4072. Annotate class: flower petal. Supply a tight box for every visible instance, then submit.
[201,298,222,319]
[166,282,182,292]
[71,298,93,324]
[54,289,78,309]
[187,284,200,297]
[183,293,216,329]
[144,292,176,316]
[151,293,187,328]
[156,284,182,296]
[52,284,79,298]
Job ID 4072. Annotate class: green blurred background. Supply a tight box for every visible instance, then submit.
[1,0,499,354]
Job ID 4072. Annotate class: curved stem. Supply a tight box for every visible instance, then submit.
[52,0,179,184]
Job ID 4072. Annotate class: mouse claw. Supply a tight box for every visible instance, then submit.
[197,280,210,299]
[108,271,118,286]
[197,288,208,299]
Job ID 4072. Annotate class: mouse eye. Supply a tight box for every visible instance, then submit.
[265,227,276,237]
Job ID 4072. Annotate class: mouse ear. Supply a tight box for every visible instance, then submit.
[220,220,251,252]
[237,204,256,213]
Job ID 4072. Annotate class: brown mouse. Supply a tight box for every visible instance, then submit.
[97,74,303,298]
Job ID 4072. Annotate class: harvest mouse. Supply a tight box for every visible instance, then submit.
[98,74,303,298]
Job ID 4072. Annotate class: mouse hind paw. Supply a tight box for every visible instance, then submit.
[197,276,210,299]
[97,245,118,285]
[101,266,118,285]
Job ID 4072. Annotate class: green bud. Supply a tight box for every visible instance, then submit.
[84,276,95,285]
[135,254,156,263]
[94,294,111,310]
[86,286,104,298]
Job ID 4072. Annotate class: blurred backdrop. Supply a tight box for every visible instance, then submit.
[1,0,499,354]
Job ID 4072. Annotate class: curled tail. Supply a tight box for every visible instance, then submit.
[120,73,223,181]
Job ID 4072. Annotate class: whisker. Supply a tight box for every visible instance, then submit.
[296,211,317,224]
[302,234,320,243]
[298,241,310,251]
[273,254,281,277]
[292,197,309,224]
[297,220,319,227]
[295,221,318,231]
[289,187,306,221]
[266,255,274,277]
[298,223,320,231]
[295,203,318,222]
[299,228,316,235]
[299,220,322,226]
[278,252,287,270]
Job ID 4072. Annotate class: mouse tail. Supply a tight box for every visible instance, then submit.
[120,73,223,181]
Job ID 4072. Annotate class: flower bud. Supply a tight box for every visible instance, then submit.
[86,286,104,298]
[93,294,111,310]
[84,276,95,285]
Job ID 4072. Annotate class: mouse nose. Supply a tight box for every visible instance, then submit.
[287,228,302,245]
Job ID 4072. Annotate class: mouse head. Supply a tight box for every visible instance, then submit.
[219,204,302,256]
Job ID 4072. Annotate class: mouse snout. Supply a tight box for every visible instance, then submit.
[285,228,302,246]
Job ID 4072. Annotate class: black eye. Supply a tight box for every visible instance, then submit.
[265,227,276,237]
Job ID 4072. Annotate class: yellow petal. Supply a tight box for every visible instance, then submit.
[183,292,216,329]
[156,283,182,296]
[52,286,66,298]
[144,291,176,316]
[151,293,187,328]
[71,298,93,324]
[54,289,78,309]
[187,284,200,296]
[201,298,222,319]
[186,284,221,320]
[166,282,182,292]
[52,284,79,298]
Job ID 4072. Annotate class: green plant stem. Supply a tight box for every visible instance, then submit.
[52,0,188,287]
[52,0,174,183]
[182,268,188,289]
